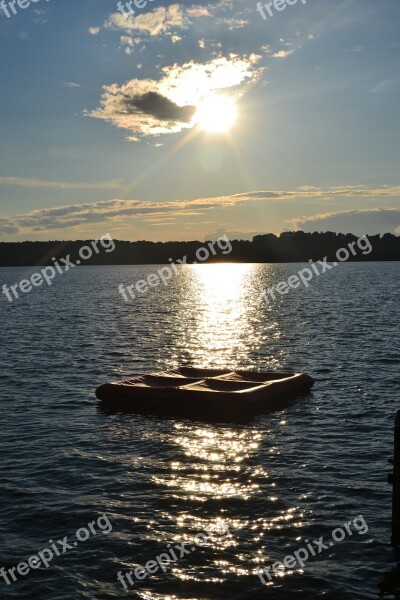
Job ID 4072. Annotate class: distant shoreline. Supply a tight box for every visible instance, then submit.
[1,260,399,268]
[0,232,399,266]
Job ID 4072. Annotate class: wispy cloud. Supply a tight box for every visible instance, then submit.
[105,4,186,37]
[186,6,211,18]
[0,198,218,234]
[32,8,48,25]
[0,177,121,190]
[221,18,249,30]
[370,79,397,94]
[270,49,294,59]
[1,185,399,236]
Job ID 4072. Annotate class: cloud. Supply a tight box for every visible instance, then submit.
[90,82,196,137]
[120,35,134,46]
[221,18,249,30]
[121,91,196,122]
[288,208,400,236]
[0,223,19,235]
[105,4,185,37]
[217,184,400,203]
[89,54,262,138]
[370,79,397,94]
[3,185,399,236]
[32,8,48,24]
[261,41,295,59]
[294,184,400,198]
[0,198,219,235]
[270,49,294,59]
[105,2,240,42]
[186,6,211,17]
[0,177,120,190]
[88,26,100,35]
[0,192,277,235]
[120,35,143,53]
[64,82,81,88]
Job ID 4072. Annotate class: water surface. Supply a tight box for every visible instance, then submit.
[0,262,399,599]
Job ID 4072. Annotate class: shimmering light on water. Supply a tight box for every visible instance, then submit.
[184,263,264,367]
[0,262,399,599]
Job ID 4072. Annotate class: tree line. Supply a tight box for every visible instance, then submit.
[0,231,398,266]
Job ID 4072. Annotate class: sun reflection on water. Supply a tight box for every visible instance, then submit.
[145,411,308,592]
[126,264,307,595]
[184,263,262,367]
[162,262,285,371]
[152,423,264,501]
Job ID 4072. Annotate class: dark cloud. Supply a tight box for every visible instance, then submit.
[290,208,400,236]
[0,222,19,234]
[120,91,196,123]
[89,55,262,138]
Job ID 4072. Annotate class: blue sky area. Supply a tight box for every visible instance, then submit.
[0,0,399,240]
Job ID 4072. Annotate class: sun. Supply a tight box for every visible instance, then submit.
[195,95,237,133]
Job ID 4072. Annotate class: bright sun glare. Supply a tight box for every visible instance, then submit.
[195,95,237,133]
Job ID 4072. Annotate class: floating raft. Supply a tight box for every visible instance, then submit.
[96,368,314,417]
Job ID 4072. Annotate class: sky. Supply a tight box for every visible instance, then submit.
[0,0,399,241]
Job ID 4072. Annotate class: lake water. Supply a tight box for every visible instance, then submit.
[0,262,399,599]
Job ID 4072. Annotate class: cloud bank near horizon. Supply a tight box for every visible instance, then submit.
[1,185,399,238]
[289,208,400,236]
